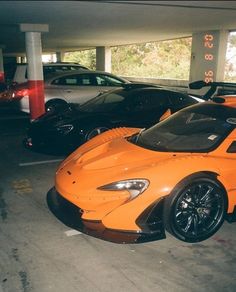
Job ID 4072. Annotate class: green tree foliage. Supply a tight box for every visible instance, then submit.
[63,34,236,82]
[64,49,96,70]
[111,38,192,79]
[224,32,236,82]
[63,38,192,79]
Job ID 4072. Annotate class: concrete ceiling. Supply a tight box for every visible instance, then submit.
[1,1,236,55]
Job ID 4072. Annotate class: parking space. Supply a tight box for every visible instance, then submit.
[0,107,235,292]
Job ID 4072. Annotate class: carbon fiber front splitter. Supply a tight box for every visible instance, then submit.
[47,187,166,244]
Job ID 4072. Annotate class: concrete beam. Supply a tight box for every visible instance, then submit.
[20,23,49,33]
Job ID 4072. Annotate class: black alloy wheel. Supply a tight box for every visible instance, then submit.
[164,176,227,243]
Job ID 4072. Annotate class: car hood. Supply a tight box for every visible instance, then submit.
[55,127,214,212]
[75,138,172,170]
[59,130,188,173]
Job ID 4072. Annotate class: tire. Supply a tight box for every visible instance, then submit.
[45,99,69,113]
[164,175,227,243]
[86,126,109,141]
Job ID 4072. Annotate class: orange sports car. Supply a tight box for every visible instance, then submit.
[50,95,236,243]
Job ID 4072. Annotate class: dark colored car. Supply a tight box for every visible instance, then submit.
[24,84,200,154]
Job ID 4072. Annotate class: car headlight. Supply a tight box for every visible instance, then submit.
[98,179,149,200]
[56,124,74,135]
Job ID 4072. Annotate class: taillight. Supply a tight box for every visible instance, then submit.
[13,88,29,99]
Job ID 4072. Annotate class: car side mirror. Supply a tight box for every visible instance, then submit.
[159,109,171,122]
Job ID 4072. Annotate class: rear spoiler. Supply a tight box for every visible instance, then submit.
[189,80,236,100]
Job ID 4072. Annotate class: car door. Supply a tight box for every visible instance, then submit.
[45,73,101,105]
[117,89,171,128]
[224,129,236,205]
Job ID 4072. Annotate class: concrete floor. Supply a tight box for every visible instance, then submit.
[0,106,235,292]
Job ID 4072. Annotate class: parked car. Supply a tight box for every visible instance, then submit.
[49,94,236,244]
[12,62,90,84]
[0,82,11,102]
[24,84,200,154]
[11,70,130,112]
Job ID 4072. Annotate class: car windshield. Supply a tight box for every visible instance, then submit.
[129,103,236,152]
[78,89,129,112]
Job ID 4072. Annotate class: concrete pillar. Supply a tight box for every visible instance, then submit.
[0,47,5,83]
[96,46,111,72]
[56,52,65,62]
[20,23,49,120]
[189,30,229,83]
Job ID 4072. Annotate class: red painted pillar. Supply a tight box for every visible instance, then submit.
[20,24,49,120]
[0,48,5,83]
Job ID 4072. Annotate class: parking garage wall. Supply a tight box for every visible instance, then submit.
[125,76,189,91]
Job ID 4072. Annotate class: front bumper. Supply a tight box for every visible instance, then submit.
[47,187,166,244]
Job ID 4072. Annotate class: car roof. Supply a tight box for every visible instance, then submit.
[44,70,130,82]
[15,62,87,67]
[118,84,191,96]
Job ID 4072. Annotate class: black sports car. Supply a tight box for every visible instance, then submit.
[24,84,200,154]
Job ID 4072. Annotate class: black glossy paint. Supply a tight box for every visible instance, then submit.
[25,86,199,154]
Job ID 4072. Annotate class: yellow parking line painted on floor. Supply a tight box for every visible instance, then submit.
[12,179,33,194]
[65,229,82,237]
[19,159,63,167]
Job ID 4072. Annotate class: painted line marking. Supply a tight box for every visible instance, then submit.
[19,159,63,167]
[65,229,82,237]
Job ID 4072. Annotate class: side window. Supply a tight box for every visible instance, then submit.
[140,91,170,110]
[124,95,154,112]
[95,74,123,86]
[65,77,77,85]
[123,90,170,112]
[52,74,94,86]
[52,76,78,85]
[169,92,192,106]
[78,74,95,85]
[227,141,236,153]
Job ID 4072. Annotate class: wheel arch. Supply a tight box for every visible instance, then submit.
[168,170,228,202]
[45,98,69,112]
[163,170,228,242]
[45,97,68,105]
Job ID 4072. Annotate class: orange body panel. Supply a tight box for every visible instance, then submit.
[54,97,236,243]
[55,124,236,232]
